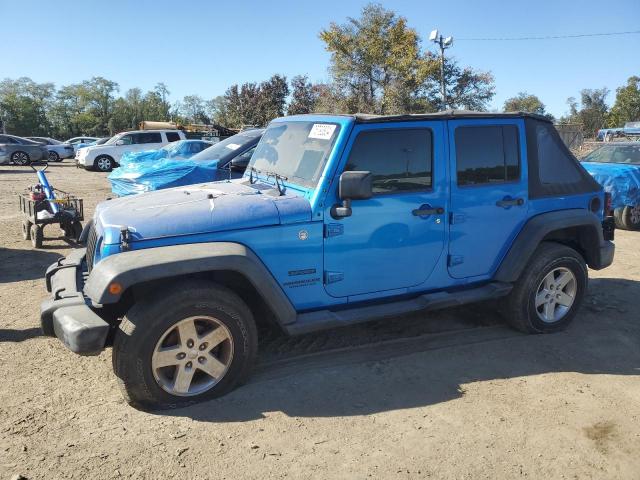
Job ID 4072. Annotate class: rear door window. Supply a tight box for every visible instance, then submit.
[137,132,162,144]
[165,132,181,142]
[455,125,520,186]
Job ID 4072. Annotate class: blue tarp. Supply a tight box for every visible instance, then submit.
[582,162,640,208]
[108,157,222,196]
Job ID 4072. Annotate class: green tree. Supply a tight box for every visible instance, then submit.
[503,92,552,119]
[607,76,640,127]
[319,3,437,114]
[0,77,54,136]
[287,75,319,115]
[562,88,609,135]
[181,94,208,123]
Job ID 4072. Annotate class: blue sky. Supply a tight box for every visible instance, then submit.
[2,0,639,118]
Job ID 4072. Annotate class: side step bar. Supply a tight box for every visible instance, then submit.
[284,282,513,336]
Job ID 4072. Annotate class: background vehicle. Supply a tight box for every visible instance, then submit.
[27,137,75,162]
[582,142,640,229]
[107,134,261,195]
[0,134,49,165]
[65,136,99,153]
[41,112,614,409]
[76,129,186,172]
[189,128,264,173]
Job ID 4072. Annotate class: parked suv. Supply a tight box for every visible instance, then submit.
[41,111,615,409]
[76,129,185,172]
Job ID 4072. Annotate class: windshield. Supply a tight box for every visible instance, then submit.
[191,131,259,162]
[247,121,340,187]
[105,133,124,145]
[582,145,640,165]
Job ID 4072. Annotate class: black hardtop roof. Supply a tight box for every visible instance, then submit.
[351,110,553,124]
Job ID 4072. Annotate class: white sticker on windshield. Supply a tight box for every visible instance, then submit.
[226,143,240,150]
[308,124,336,140]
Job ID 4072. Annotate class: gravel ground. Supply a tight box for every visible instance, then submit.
[1,162,639,479]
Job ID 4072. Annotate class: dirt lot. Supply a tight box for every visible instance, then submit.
[1,162,639,479]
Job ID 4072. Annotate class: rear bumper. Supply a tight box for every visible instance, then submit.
[40,248,109,355]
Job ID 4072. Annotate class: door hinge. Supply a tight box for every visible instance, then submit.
[448,255,464,267]
[324,271,344,284]
[324,223,344,238]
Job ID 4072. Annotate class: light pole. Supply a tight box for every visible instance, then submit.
[429,30,453,111]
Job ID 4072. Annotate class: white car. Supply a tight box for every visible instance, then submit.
[76,130,185,172]
[65,136,100,153]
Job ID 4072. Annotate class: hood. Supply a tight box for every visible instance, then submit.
[95,180,312,244]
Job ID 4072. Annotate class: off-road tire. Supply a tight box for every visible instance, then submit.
[30,224,43,248]
[613,206,640,231]
[503,242,587,334]
[112,281,258,410]
[22,219,32,240]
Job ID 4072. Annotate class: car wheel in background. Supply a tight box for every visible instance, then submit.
[614,205,640,231]
[11,151,30,166]
[95,155,113,172]
[48,151,61,162]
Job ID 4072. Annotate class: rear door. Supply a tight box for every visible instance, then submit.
[448,119,528,279]
[323,122,448,298]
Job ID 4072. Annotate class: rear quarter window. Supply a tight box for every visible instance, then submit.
[165,132,181,142]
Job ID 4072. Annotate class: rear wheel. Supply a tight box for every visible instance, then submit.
[30,224,43,248]
[11,151,30,166]
[48,151,60,162]
[112,281,258,410]
[94,155,113,172]
[503,242,587,334]
[614,205,640,230]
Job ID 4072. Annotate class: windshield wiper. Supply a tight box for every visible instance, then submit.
[264,171,288,196]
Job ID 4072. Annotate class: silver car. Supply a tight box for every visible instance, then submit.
[0,134,49,165]
[27,137,75,162]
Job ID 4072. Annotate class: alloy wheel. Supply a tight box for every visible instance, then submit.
[151,316,234,397]
[535,267,577,323]
[97,157,112,171]
[12,152,29,165]
[630,205,640,225]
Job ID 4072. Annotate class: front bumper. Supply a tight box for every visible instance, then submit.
[40,248,109,355]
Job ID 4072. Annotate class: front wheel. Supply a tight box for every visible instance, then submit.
[112,281,258,410]
[503,242,587,334]
[94,155,113,172]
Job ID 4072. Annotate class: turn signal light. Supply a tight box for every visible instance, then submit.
[108,282,123,295]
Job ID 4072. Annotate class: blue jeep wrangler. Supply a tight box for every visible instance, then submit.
[41,111,615,409]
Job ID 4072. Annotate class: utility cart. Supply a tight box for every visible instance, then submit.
[18,163,84,248]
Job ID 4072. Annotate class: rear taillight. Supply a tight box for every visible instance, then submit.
[604,192,613,216]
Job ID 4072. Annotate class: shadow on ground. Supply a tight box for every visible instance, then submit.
[0,327,42,342]
[0,247,61,283]
[159,277,640,423]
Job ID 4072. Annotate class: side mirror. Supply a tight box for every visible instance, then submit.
[115,140,125,146]
[331,171,372,218]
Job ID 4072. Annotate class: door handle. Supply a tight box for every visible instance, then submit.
[496,197,524,208]
[412,206,444,216]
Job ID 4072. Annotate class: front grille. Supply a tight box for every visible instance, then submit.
[86,224,98,272]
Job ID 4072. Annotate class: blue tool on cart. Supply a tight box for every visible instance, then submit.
[17,162,84,248]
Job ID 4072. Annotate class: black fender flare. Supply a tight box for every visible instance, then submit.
[84,242,297,325]
[495,209,613,282]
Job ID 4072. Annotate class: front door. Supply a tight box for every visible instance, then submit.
[448,119,528,279]
[323,122,447,298]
